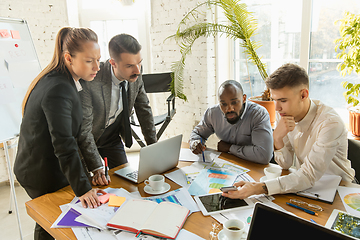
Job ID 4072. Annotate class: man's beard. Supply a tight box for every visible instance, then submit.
[225,112,240,124]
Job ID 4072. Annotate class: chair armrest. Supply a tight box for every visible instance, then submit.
[166,94,175,102]
[166,94,175,116]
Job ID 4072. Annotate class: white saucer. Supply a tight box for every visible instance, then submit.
[144,183,171,195]
[259,176,267,182]
[217,229,247,240]
[217,230,228,240]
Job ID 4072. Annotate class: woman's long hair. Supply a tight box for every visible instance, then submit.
[21,27,98,115]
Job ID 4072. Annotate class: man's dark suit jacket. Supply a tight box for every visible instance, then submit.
[14,70,92,198]
[78,60,156,171]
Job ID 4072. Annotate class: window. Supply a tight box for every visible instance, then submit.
[90,20,139,61]
[75,0,151,72]
[233,0,360,110]
[308,0,360,109]
[234,0,302,98]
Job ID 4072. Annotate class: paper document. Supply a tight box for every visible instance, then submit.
[235,172,255,183]
[337,186,360,217]
[73,228,205,240]
[165,165,202,189]
[191,158,250,175]
[52,188,138,229]
[72,227,118,240]
[188,168,238,196]
[143,187,200,213]
[296,174,341,203]
[179,148,220,162]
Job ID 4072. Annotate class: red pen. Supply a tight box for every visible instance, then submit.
[104,157,108,178]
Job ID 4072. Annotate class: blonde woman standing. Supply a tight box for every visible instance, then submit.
[14,27,105,240]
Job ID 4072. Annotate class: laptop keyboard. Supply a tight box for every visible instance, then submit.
[126,170,138,180]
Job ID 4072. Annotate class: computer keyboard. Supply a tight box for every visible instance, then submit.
[126,170,138,180]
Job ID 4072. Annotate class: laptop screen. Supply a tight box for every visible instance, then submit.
[247,203,352,240]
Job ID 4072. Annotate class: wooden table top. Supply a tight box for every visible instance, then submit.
[25,148,359,239]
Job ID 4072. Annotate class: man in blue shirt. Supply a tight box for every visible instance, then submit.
[189,80,273,164]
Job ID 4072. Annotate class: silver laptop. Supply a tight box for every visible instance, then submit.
[114,134,182,183]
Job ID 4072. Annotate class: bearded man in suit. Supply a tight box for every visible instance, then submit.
[78,34,156,185]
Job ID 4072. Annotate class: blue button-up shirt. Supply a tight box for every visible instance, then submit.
[189,100,273,164]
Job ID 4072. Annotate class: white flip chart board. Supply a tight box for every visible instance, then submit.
[0,17,41,142]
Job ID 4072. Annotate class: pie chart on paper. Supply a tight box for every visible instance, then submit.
[344,193,360,211]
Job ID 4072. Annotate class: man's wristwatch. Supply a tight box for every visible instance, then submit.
[262,183,269,195]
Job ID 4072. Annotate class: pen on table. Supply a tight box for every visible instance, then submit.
[286,202,318,216]
[200,138,205,162]
[104,157,108,179]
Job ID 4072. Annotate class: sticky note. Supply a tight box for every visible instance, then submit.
[11,30,20,39]
[98,193,116,204]
[108,196,126,207]
[0,29,10,38]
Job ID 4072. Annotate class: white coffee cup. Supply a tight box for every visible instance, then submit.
[223,219,245,239]
[144,174,165,191]
[264,166,282,180]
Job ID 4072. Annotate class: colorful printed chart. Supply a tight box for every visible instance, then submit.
[344,193,360,211]
[188,168,237,196]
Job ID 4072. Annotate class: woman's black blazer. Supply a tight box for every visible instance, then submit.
[14,70,91,198]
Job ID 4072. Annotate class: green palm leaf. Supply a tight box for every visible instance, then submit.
[167,0,268,100]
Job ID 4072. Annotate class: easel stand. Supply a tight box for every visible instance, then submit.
[3,138,23,240]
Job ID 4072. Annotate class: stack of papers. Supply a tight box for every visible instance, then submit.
[52,188,136,230]
[179,148,221,162]
[165,156,250,196]
[72,227,205,240]
[143,187,199,213]
[52,187,203,240]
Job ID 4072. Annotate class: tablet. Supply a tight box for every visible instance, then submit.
[325,209,360,239]
[194,192,254,216]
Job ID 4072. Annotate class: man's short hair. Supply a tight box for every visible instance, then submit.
[265,63,309,90]
[108,34,142,61]
[219,80,244,95]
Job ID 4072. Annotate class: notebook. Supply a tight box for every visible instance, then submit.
[296,174,342,203]
[114,134,182,183]
[107,198,189,239]
[247,203,351,240]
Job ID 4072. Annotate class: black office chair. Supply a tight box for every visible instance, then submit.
[130,72,176,147]
[348,138,360,182]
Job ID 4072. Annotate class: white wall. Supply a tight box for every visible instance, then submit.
[0,0,69,183]
[149,0,220,147]
[0,0,222,184]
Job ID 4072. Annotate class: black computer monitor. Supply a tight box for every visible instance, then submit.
[247,203,353,240]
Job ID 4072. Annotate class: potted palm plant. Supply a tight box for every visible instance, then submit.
[167,0,275,124]
[335,11,360,136]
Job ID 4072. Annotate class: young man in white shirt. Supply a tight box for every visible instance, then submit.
[222,63,355,199]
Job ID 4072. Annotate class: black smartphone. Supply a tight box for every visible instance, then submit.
[220,186,237,193]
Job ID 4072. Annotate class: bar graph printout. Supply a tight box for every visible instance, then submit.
[188,168,238,196]
[143,188,199,213]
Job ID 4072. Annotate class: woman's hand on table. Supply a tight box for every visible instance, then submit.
[79,189,107,208]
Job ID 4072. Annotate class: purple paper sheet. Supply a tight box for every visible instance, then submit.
[57,208,90,227]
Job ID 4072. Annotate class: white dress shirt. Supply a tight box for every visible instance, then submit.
[73,79,83,92]
[265,99,355,195]
[106,67,128,127]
